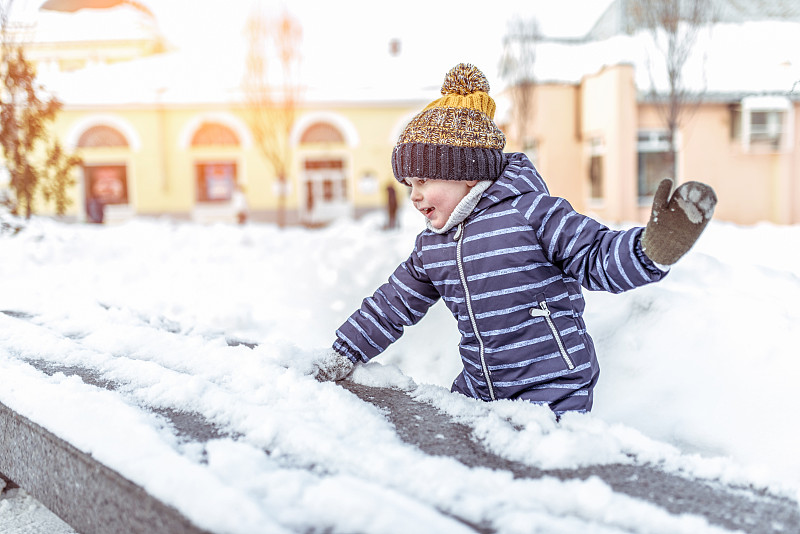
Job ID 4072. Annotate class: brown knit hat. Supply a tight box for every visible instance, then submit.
[392,63,506,183]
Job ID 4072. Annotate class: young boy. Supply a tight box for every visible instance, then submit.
[316,63,716,415]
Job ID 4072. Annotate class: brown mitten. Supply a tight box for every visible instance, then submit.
[641,179,717,266]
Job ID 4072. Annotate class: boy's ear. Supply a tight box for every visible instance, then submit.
[466,180,479,187]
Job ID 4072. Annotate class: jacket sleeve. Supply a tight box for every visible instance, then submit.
[333,234,441,363]
[521,192,667,293]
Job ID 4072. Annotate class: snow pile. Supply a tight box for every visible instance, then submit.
[0,487,74,534]
[1,207,799,533]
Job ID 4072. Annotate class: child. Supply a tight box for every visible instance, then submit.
[316,63,716,415]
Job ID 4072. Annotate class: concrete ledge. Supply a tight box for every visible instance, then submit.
[0,401,212,534]
[3,370,798,534]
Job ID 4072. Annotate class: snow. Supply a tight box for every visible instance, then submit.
[0,488,75,534]
[674,183,713,224]
[32,4,160,44]
[1,203,799,533]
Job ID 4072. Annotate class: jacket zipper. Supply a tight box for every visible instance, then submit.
[529,301,575,370]
[455,223,496,400]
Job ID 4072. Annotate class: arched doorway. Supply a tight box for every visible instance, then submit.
[77,124,131,223]
[190,121,243,223]
[299,121,349,225]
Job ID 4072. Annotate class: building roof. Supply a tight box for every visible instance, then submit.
[585,0,800,41]
[36,42,436,108]
[541,21,800,99]
[532,0,800,101]
[11,2,165,47]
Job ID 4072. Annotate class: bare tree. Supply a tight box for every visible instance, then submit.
[243,7,302,228]
[0,0,81,219]
[632,0,716,183]
[499,17,540,156]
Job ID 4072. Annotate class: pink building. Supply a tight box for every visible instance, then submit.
[500,0,800,225]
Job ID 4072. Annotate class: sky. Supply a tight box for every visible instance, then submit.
[1,205,800,533]
[145,0,612,52]
[148,0,614,86]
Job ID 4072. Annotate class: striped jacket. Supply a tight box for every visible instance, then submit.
[334,153,666,413]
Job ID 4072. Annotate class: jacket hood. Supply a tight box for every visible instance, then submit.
[474,152,551,213]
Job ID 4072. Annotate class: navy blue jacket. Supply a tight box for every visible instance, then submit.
[334,153,666,413]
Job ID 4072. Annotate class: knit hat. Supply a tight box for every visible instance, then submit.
[392,63,506,183]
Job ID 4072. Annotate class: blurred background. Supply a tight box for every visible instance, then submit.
[0,0,798,228]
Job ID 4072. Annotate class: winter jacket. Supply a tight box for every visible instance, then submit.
[333,153,666,413]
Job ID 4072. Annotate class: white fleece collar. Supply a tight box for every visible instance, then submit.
[425,180,494,234]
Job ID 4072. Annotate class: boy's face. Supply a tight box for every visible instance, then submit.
[405,177,478,229]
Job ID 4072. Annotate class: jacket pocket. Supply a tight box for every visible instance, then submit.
[529,294,575,370]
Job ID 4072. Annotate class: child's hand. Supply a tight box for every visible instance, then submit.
[313,350,356,382]
[641,179,717,266]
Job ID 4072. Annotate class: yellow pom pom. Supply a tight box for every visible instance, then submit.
[441,63,490,96]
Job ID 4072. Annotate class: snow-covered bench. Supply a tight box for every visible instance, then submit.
[0,400,211,534]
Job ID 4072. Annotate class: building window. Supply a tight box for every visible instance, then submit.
[637,131,673,199]
[750,110,784,144]
[85,165,128,205]
[77,125,128,148]
[588,137,604,201]
[191,123,239,147]
[323,179,335,201]
[731,96,792,152]
[300,122,345,144]
[196,162,237,202]
[305,160,346,198]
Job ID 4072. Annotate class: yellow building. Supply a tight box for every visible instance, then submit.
[507,0,800,226]
[50,92,421,225]
[3,2,419,225]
